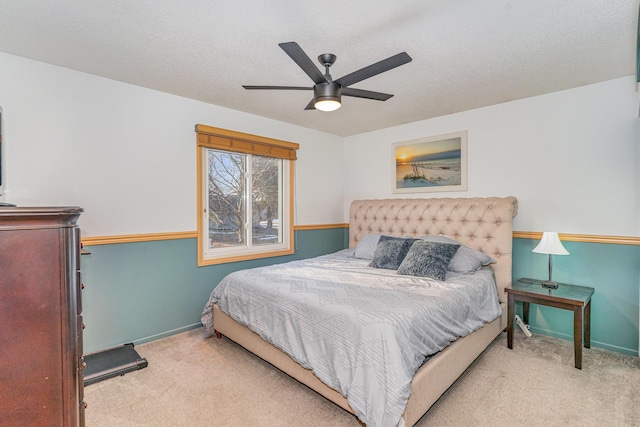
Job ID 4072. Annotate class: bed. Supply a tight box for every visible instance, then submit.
[202,196,518,427]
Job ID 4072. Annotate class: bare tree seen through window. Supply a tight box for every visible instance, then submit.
[207,150,281,248]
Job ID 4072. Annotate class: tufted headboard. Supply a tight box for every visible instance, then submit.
[349,197,518,302]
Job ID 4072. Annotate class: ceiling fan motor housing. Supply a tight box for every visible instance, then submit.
[314,82,341,101]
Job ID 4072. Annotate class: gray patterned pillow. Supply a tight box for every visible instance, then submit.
[397,240,460,280]
[369,235,417,270]
[421,235,496,274]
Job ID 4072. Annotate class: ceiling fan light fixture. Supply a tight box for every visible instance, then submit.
[314,82,341,112]
[314,98,341,111]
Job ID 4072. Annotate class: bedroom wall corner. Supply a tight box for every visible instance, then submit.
[513,238,640,356]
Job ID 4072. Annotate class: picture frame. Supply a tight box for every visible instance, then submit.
[392,130,467,194]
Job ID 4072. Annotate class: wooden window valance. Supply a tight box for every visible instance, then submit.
[195,124,299,160]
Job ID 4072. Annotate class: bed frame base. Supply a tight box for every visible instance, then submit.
[213,303,506,426]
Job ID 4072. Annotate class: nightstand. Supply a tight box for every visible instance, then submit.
[505,278,594,369]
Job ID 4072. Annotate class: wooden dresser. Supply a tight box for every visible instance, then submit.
[0,207,85,426]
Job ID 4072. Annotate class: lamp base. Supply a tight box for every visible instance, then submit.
[541,280,558,290]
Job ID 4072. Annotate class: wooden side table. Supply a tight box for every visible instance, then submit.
[505,278,595,369]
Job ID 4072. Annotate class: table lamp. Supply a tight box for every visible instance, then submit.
[532,231,569,289]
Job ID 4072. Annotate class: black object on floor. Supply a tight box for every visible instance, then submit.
[84,343,148,386]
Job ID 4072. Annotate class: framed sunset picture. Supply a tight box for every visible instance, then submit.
[392,131,468,193]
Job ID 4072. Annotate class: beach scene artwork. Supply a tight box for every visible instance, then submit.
[393,131,467,193]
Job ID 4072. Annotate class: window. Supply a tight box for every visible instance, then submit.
[196,125,298,265]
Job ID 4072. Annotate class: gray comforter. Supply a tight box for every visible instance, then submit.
[201,249,501,427]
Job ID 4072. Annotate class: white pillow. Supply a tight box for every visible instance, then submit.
[354,233,381,259]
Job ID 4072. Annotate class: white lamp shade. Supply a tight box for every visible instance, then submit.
[532,232,569,255]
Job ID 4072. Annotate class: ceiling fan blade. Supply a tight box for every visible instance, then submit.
[243,85,312,90]
[334,52,412,88]
[342,87,393,101]
[279,42,327,85]
[304,98,316,110]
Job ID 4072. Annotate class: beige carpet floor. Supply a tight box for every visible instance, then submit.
[84,328,640,427]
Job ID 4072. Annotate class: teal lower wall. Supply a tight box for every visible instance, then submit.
[513,238,639,356]
[82,229,639,357]
[81,227,348,353]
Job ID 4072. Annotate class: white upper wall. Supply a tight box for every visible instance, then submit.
[344,76,640,236]
[1,51,638,238]
[0,52,344,236]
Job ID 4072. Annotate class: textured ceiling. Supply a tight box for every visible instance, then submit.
[0,0,637,136]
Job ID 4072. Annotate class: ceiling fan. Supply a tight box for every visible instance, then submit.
[243,42,412,112]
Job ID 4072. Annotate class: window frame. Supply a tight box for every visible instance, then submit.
[196,125,298,266]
